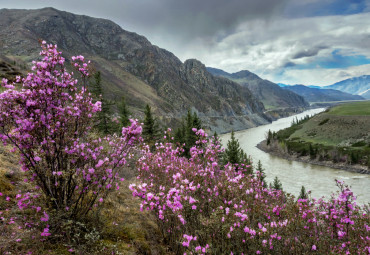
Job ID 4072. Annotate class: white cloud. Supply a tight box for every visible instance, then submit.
[180,13,370,85]
[269,64,370,86]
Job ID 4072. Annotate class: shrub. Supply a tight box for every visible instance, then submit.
[131,130,370,254]
[0,42,142,247]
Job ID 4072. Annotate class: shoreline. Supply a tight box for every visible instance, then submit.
[257,140,370,175]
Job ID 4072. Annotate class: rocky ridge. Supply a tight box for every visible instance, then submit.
[207,67,309,111]
[0,7,270,133]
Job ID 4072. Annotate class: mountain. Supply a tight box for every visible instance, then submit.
[207,68,309,110]
[325,75,370,99]
[283,85,364,102]
[278,83,322,89]
[307,85,322,89]
[0,7,270,133]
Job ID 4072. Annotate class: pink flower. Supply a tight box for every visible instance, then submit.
[96,159,104,168]
[40,211,49,222]
[41,226,51,237]
[312,245,316,250]
[189,196,196,204]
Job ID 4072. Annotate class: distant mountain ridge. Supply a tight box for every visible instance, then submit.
[282,85,364,102]
[207,67,309,110]
[0,7,272,133]
[324,75,370,99]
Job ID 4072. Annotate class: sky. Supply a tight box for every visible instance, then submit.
[1,0,370,86]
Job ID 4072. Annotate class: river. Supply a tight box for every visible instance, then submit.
[221,108,370,205]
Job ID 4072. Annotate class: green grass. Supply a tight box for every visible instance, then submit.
[328,101,370,116]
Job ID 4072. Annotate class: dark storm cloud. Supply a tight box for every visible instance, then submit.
[0,0,289,38]
[119,0,289,37]
[292,45,328,59]
[283,61,296,68]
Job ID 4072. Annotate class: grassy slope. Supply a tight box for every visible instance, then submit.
[327,101,370,116]
[290,101,370,147]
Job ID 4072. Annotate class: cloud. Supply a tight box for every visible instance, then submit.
[1,0,369,85]
[0,0,289,39]
[273,64,370,85]
[292,46,328,59]
[191,12,370,85]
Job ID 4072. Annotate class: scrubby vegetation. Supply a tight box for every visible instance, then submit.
[131,129,370,254]
[0,44,369,254]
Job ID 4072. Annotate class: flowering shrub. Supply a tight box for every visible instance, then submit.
[131,129,370,254]
[0,42,142,247]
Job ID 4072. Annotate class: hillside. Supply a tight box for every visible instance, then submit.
[261,101,370,174]
[283,85,364,102]
[325,75,370,99]
[0,7,269,133]
[208,67,309,110]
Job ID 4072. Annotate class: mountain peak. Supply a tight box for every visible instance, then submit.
[232,70,261,80]
[183,59,206,69]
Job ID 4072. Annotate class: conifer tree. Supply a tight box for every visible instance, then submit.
[224,130,240,165]
[298,185,308,200]
[223,130,251,170]
[267,129,272,145]
[213,131,219,141]
[90,71,113,134]
[256,160,267,188]
[173,110,203,157]
[118,96,130,127]
[184,110,202,155]
[142,104,160,145]
[272,176,283,190]
[174,120,186,145]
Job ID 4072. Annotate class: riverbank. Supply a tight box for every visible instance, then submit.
[257,140,370,175]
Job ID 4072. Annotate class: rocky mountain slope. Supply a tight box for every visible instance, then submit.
[325,75,370,99]
[0,7,270,133]
[283,85,364,102]
[207,68,309,110]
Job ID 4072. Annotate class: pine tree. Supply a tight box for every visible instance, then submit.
[298,185,308,200]
[224,130,240,165]
[174,110,203,157]
[174,120,186,145]
[90,71,113,134]
[142,104,160,145]
[267,129,272,145]
[213,131,219,141]
[223,130,251,170]
[272,176,283,190]
[256,160,267,188]
[118,96,130,128]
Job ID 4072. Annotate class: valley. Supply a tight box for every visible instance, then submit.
[222,107,370,204]
[0,4,369,254]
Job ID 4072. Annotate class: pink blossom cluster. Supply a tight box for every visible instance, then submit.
[131,129,370,254]
[0,43,142,244]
